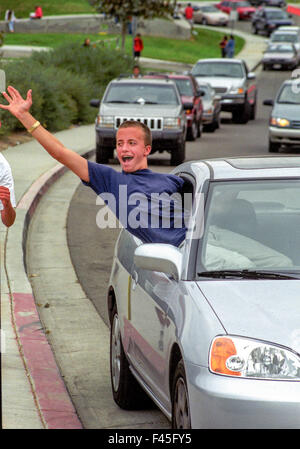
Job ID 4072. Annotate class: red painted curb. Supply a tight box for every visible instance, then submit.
[13,292,83,429]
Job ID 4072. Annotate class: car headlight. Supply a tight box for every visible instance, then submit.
[164,117,181,129]
[229,87,244,94]
[96,115,114,127]
[270,117,290,127]
[209,336,300,380]
[204,108,213,114]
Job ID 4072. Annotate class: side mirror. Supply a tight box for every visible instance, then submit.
[247,72,256,80]
[263,99,274,106]
[197,89,205,96]
[90,99,100,108]
[134,244,183,281]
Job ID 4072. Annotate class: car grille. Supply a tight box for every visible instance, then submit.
[115,117,163,130]
[290,120,300,129]
[214,87,227,94]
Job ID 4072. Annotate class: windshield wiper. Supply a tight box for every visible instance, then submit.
[197,269,298,279]
[133,100,158,104]
[106,100,133,103]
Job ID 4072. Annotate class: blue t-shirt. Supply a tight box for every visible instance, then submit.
[82,161,187,246]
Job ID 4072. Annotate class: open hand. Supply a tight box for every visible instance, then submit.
[0,86,32,118]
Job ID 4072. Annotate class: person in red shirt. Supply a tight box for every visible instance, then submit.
[184,3,194,24]
[30,5,43,19]
[133,33,144,60]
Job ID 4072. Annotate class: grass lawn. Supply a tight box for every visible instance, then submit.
[0,0,95,18]
[3,29,245,64]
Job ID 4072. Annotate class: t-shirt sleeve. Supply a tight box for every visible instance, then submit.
[0,160,16,210]
[81,160,118,195]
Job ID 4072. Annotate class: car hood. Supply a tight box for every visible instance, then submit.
[263,51,295,59]
[197,280,300,353]
[238,6,256,12]
[195,76,243,90]
[268,19,294,25]
[272,102,300,119]
[205,11,228,19]
[101,102,182,117]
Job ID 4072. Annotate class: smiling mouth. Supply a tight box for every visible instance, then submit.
[122,156,134,162]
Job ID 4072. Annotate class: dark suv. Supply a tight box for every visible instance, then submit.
[252,7,294,36]
[144,73,204,141]
[90,77,187,165]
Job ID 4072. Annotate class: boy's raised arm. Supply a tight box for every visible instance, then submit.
[0,86,90,182]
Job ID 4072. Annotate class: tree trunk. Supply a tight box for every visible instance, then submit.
[121,21,127,51]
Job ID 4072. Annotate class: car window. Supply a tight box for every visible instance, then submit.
[173,79,194,96]
[277,84,300,104]
[235,1,251,6]
[271,33,297,42]
[201,5,219,11]
[266,10,289,19]
[266,43,295,52]
[104,83,180,105]
[197,180,300,274]
[192,62,244,78]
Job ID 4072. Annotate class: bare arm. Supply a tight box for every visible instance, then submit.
[0,186,16,227]
[0,86,90,182]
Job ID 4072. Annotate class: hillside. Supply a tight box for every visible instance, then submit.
[0,0,94,19]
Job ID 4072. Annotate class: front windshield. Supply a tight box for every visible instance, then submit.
[266,43,294,52]
[266,10,288,19]
[271,33,297,43]
[196,180,300,275]
[105,83,179,105]
[192,62,244,78]
[277,84,300,104]
[174,79,194,96]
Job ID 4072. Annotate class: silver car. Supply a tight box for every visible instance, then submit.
[263,78,300,152]
[262,42,299,70]
[108,157,300,428]
[191,58,257,123]
[198,82,222,132]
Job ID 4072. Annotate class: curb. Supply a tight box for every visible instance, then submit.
[4,147,94,429]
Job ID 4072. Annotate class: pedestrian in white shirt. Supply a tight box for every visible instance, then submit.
[4,9,16,33]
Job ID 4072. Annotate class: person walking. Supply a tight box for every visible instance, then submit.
[133,33,144,60]
[219,35,228,58]
[226,35,235,58]
[184,3,194,25]
[5,9,16,33]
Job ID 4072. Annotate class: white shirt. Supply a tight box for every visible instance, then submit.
[0,153,16,210]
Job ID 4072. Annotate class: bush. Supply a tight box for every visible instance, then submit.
[0,43,134,134]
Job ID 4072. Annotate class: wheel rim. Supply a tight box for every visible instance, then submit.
[111,314,121,392]
[174,377,191,428]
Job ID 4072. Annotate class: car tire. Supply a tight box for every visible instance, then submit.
[250,99,257,120]
[252,24,258,34]
[171,360,191,429]
[110,304,151,410]
[187,119,198,141]
[171,140,186,165]
[202,17,207,25]
[232,101,250,124]
[214,112,221,130]
[96,144,112,164]
[197,118,202,138]
[268,140,280,152]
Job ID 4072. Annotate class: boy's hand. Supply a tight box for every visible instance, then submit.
[0,86,32,118]
[0,186,12,207]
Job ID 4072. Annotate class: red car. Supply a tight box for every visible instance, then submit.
[144,73,204,141]
[216,0,256,19]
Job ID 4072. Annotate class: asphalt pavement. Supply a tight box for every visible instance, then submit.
[0,24,273,429]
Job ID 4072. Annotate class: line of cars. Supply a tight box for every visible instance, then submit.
[90,58,257,166]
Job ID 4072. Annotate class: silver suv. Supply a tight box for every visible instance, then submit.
[263,78,300,152]
[90,77,187,165]
[191,58,257,123]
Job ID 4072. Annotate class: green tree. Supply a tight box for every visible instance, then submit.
[89,0,176,50]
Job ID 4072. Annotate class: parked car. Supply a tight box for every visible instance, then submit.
[191,58,257,123]
[263,78,300,151]
[262,42,299,70]
[249,0,286,8]
[108,156,300,428]
[197,82,222,132]
[90,77,187,165]
[193,3,229,25]
[252,7,294,36]
[216,0,256,20]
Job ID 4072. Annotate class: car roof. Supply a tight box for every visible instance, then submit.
[179,157,300,180]
[195,58,243,64]
[111,77,176,85]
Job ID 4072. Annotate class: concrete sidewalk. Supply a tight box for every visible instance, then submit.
[1,32,266,429]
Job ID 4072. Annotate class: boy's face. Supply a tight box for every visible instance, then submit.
[116,126,151,173]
